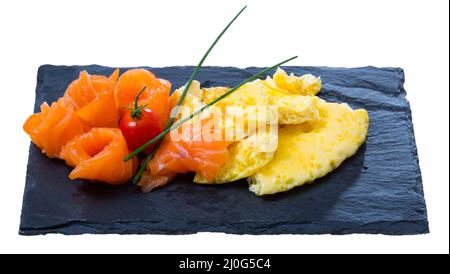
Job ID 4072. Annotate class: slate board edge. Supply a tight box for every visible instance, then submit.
[19,219,429,236]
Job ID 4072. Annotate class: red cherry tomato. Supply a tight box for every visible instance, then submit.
[119,107,162,154]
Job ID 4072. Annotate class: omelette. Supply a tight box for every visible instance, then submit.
[172,67,368,195]
[249,100,369,195]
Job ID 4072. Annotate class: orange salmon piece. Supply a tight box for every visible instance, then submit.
[23,98,87,158]
[76,69,120,127]
[64,71,98,109]
[137,173,177,193]
[60,128,137,184]
[23,69,121,158]
[146,117,232,185]
[23,102,50,148]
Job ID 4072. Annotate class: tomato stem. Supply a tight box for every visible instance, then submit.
[130,86,147,119]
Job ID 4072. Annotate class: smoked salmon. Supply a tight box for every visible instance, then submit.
[24,68,172,185]
[65,69,120,128]
[60,128,138,184]
[23,97,88,158]
[138,117,233,191]
[23,69,120,157]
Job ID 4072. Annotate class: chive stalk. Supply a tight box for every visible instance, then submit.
[130,56,297,184]
[128,5,248,183]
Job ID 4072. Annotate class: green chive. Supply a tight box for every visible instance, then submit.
[131,143,160,185]
[168,5,248,128]
[127,55,297,164]
[131,57,297,185]
[128,5,247,184]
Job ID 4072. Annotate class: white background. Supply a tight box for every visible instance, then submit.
[0,0,448,254]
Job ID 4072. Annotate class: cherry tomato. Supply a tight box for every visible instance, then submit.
[119,107,162,154]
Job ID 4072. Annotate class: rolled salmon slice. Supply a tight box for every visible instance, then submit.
[76,69,120,128]
[64,71,98,109]
[22,102,51,148]
[148,135,232,180]
[65,69,120,128]
[23,70,121,158]
[138,117,233,192]
[60,128,138,184]
[23,97,87,158]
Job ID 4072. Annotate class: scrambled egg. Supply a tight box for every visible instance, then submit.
[171,80,204,122]
[172,68,368,195]
[190,68,322,184]
[264,67,322,95]
[201,79,320,126]
[267,90,320,124]
[249,100,369,195]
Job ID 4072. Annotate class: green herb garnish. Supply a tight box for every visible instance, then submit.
[130,86,147,119]
[128,5,247,184]
[129,56,297,184]
[126,56,297,162]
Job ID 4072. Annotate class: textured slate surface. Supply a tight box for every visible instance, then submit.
[19,65,428,235]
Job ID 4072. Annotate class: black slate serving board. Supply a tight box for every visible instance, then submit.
[19,65,428,235]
